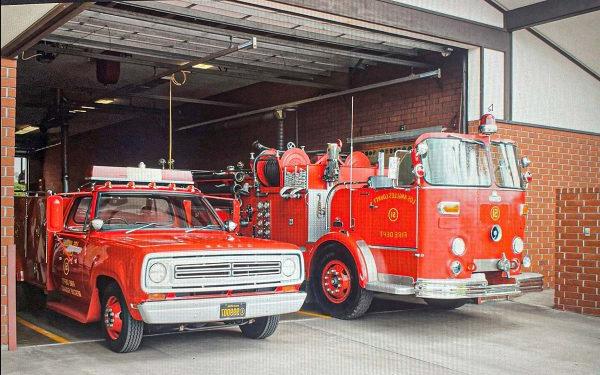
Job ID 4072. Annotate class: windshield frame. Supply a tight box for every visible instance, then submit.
[420,137,493,188]
[490,140,524,190]
[93,191,225,232]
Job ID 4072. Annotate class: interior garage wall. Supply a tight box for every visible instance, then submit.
[512,30,600,134]
[469,121,600,289]
[36,55,463,189]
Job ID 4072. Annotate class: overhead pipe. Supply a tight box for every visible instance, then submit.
[178,69,442,132]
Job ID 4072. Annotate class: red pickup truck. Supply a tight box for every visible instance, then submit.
[15,165,306,352]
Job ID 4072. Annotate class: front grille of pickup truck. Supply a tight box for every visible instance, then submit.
[174,261,281,279]
[142,251,303,293]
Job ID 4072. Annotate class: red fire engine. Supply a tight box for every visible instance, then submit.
[195,114,543,319]
[15,165,306,352]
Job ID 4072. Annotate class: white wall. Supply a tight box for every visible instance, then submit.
[1,4,59,49]
[512,30,600,134]
[392,0,504,28]
[483,49,505,120]
[467,48,481,121]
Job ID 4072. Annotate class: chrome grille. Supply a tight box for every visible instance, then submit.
[174,261,281,279]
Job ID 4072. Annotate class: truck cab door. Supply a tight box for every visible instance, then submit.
[51,195,92,302]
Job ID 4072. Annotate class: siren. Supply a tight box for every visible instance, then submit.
[478,113,497,135]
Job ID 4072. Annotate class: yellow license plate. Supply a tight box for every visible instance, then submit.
[220,303,246,319]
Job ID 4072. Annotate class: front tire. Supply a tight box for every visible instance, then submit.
[311,247,373,319]
[424,298,468,310]
[101,283,144,353]
[239,315,279,339]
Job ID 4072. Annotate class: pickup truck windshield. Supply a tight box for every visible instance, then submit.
[421,138,491,187]
[491,142,522,189]
[96,193,222,231]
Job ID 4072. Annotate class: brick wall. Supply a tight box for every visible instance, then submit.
[470,121,600,288]
[1,58,17,348]
[555,187,599,316]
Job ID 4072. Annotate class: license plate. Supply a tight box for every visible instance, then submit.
[220,303,246,319]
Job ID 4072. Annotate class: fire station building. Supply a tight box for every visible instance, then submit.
[1,0,599,358]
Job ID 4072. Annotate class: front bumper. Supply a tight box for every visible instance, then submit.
[138,292,307,324]
[415,272,543,299]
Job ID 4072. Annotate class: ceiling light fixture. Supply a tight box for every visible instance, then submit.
[15,125,39,135]
[192,63,214,70]
[81,105,96,110]
[94,98,114,104]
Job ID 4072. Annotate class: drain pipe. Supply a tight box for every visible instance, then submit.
[57,90,69,192]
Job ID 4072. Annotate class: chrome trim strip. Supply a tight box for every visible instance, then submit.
[138,292,307,324]
[474,259,501,272]
[368,245,417,252]
[377,273,414,285]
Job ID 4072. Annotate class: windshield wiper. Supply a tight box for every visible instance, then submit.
[126,222,159,234]
[185,224,221,233]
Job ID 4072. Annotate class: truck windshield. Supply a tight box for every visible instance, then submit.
[421,138,491,187]
[491,142,522,189]
[95,193,222,231]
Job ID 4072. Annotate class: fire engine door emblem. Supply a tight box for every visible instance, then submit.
[63,258,70,276]
[490,206,501,221]
[388,208,399,222]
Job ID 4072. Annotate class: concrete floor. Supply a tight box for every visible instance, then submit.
[2,291,599,375]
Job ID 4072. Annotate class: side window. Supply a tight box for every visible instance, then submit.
[66,196,92,231]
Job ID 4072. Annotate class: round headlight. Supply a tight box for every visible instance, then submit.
[451,237,466,256]
[522,255,532,268]
[282,258,296,277]
[512,237,524,254]
[450,260,463,276]
[148,262,167,283]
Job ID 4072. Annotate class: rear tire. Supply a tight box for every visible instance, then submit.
[424,298,468,310]
[101,282,144,353]
[311,247,373,319]
[239,315,279,339]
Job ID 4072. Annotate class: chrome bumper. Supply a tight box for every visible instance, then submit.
[415,272,543,299]
[138,292,306,324]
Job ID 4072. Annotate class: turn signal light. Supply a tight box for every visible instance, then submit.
[147,293,166,301]
[438,201,460,215]
[519,204,528,216]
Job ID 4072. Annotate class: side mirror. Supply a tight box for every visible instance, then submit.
[46,195,64,233]
[90,218,104,231]
[225,220,238,232]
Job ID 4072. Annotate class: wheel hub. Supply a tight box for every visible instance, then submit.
[104,296,123,340]
[321,260,352,304]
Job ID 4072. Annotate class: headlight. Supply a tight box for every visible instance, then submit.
[512,237,524,254]
[522,255,532,268]
[451,237,466,256]
[148,262,167,283]
[282,258,296,277]
[450,260,463,276]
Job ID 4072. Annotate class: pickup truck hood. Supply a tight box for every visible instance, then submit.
[93,230,298,253]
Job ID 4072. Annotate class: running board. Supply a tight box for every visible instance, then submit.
[46,301,89,323]
[366,282,414,295]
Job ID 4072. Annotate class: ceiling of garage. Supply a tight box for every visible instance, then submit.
[16,0,448,140]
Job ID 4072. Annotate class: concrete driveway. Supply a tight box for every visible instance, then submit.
[2,291,599,375]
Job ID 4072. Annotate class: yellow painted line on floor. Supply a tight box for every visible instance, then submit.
[297,310,331,319]
[17,317,71,344]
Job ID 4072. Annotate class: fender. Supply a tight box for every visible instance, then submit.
[90,268,143,321]
[310,232,378,289]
